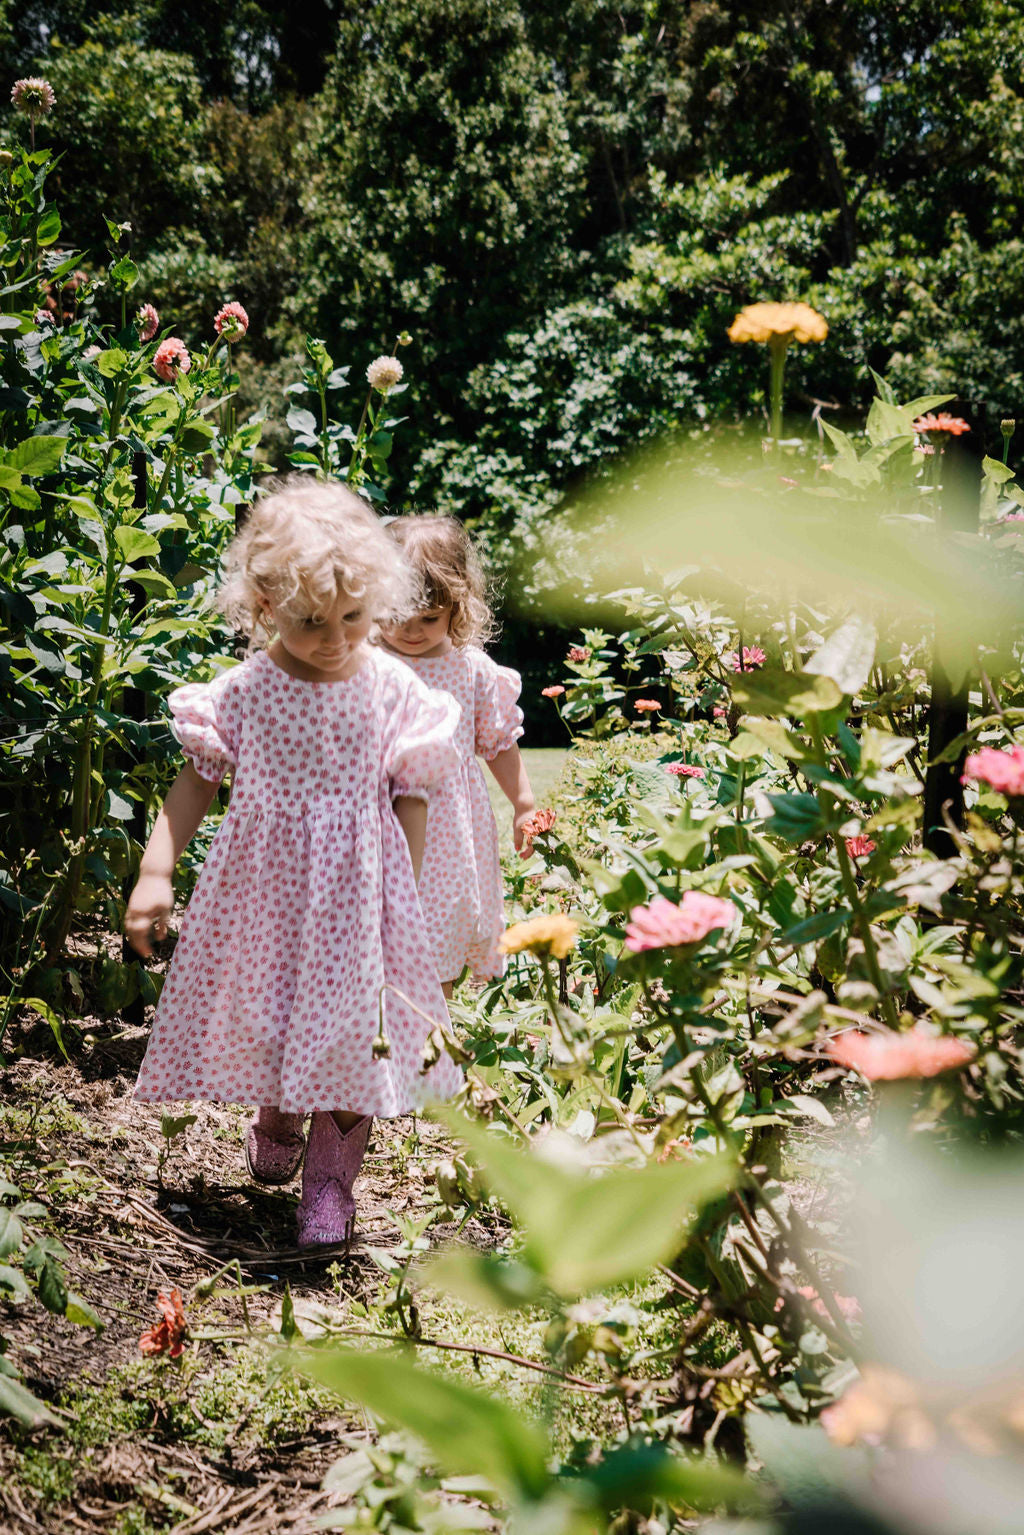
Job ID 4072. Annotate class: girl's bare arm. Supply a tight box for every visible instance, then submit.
[124,763,219,956]
[486,743,536,855]
[393,794,428,883]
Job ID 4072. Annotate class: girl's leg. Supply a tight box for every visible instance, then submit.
[441,979,454,1000]
[245,1106,305,1185]
[296,1109,372,1249]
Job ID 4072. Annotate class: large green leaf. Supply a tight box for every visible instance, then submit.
[0,1207,24,1259]
[447,1114,735,1296]
[0,1372,61,1429]
[296,1348,550,1501]
[805,616,877,696]
[114,526,161,561]
[5,435,66,476]
[731,669,842,720]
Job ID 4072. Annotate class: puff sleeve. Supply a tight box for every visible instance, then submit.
[473,653,524,761]
[168,679,239,785]
[387,672,461,802]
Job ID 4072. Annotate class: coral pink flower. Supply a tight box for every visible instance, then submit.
[11,78,56,116]
[139,1288,187,1358]
[137,303,159,342]
[962,743,1024,797]
[541,685,565,699]
[826,1029,975,1081]
[520,808,556,848]
[624,892,737,953]
[845,836,876,858]
[634,699,661,713]
[713,705,727,719]
[153,337,191,383]
[214,301,248,341]
[913,412,970,436]
[776,1286,862,1324]
[998,510,1024,523]
[728,646,767,671]
[665,763,705,778]
[568,646,590,662]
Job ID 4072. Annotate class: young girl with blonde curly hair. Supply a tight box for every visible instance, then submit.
[380,515,536,992]
[124,478,462,1249]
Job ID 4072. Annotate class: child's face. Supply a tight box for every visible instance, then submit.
[381,605,453,659]
[266,586,374,680]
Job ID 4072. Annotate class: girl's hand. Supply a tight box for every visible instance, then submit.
[513,804,537,858]
[125,872,174,957]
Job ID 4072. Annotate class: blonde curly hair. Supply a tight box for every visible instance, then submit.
[385,514,495,648]
[219,476,419,639]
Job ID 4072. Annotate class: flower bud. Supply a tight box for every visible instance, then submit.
[397,331,413,347]
[1001,418,1016,439]
[371,1028,391,1060]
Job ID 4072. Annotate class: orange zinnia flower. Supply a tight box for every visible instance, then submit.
[139,1288,187,1359]
[913,412,970,436]
[826,1028,975,1081]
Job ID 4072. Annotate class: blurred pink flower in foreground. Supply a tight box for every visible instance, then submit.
[541,685,565,699]
[137,303,160,342]
[625,891,736,953]
[776,1285,861,1324]
[214,301,249,341]
[153,337,191,383]
[826,1028,975,1081]
[962,743,1024,797]
[845,835,876,858]
[665,763,705,778]
[728,646,767,671]
[633,698,661,713]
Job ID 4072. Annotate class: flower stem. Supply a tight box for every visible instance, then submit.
[768,334,789,443]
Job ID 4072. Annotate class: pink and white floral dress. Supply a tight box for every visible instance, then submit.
[134,646,464,1117]
[391,646,523,981]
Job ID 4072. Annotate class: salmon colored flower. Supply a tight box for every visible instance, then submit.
[625,892,736,953]
[713,704,727,719]
[665,763,705,778]
[137,303,159,342]
[153,337,191,383]
[139,1288,187,1358]
[520,808,556,847]
[500,913,579,960]
[776,1285,861,1324]
[568,646,590,662]
[913,412,970,436]
[633,699,661,713]
[214,301,249,341]
[727,301,828,346]
[845,835,876,858]
[962,743,1024,797]
[728,646,767,671]
[541,685,565,699]
[826,1028,975,1080]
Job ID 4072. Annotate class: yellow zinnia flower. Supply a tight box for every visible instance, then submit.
[727,301,828,346]
[499,913,579,960]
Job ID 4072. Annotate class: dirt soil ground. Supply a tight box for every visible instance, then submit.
[0,1012,503,1535]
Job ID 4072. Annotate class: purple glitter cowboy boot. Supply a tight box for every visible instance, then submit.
[244,1106,306,1185]
[296,1112,372,1249]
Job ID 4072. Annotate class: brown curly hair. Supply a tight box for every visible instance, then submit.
[385,514,495,648]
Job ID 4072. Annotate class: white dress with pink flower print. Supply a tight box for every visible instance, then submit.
[392,646,523,981]
[134,647,464,1117]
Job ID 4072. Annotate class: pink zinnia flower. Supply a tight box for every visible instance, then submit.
[728,646,767,672]
[624,891,737,953]
[153,337,191,383]
[845,835,876,859]
[568,646,590,662]
[713,704,727,719]
[634,699,661,713]
[826,1029,976,1081]
[137,303,160,342]
[913,412,970,437]
[541,685,565,699]
[214,301,248,341]
[11,78,56,116]
[520,808,556,848]
[776,1286,862,1324]
[962,744,1024,798]
[34,309,53,327]
[998,510,1024,523]
[665,763,705,778]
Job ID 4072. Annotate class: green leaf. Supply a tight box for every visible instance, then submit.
[96,347,129,378]
[65,1293,104,1332]
[160,1111,197,1142]
[295,1348,550,1501]
[37,1257,68,1315]
[764,793,827,844]
[780,908,852,947]
[5,435,66,476]
[287,407,318,437]
[8,483,41,511]
[805,616,877,696]
[777,1094,835,1127]
[982,455,1015,485]
[0,465,23,492]
[0,1372,61,1429]
[732,669,842,720]
[109,256,139,290]
[114,526,161,561]
[279,1284,301,1343]
[36,207,61,247]
[0,1265,31,1302]
[0,1208,24,1259]
[128,568,177,599]
[179,421,215,454]
[448,1114,735,1296]
[20,997,68,1060]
